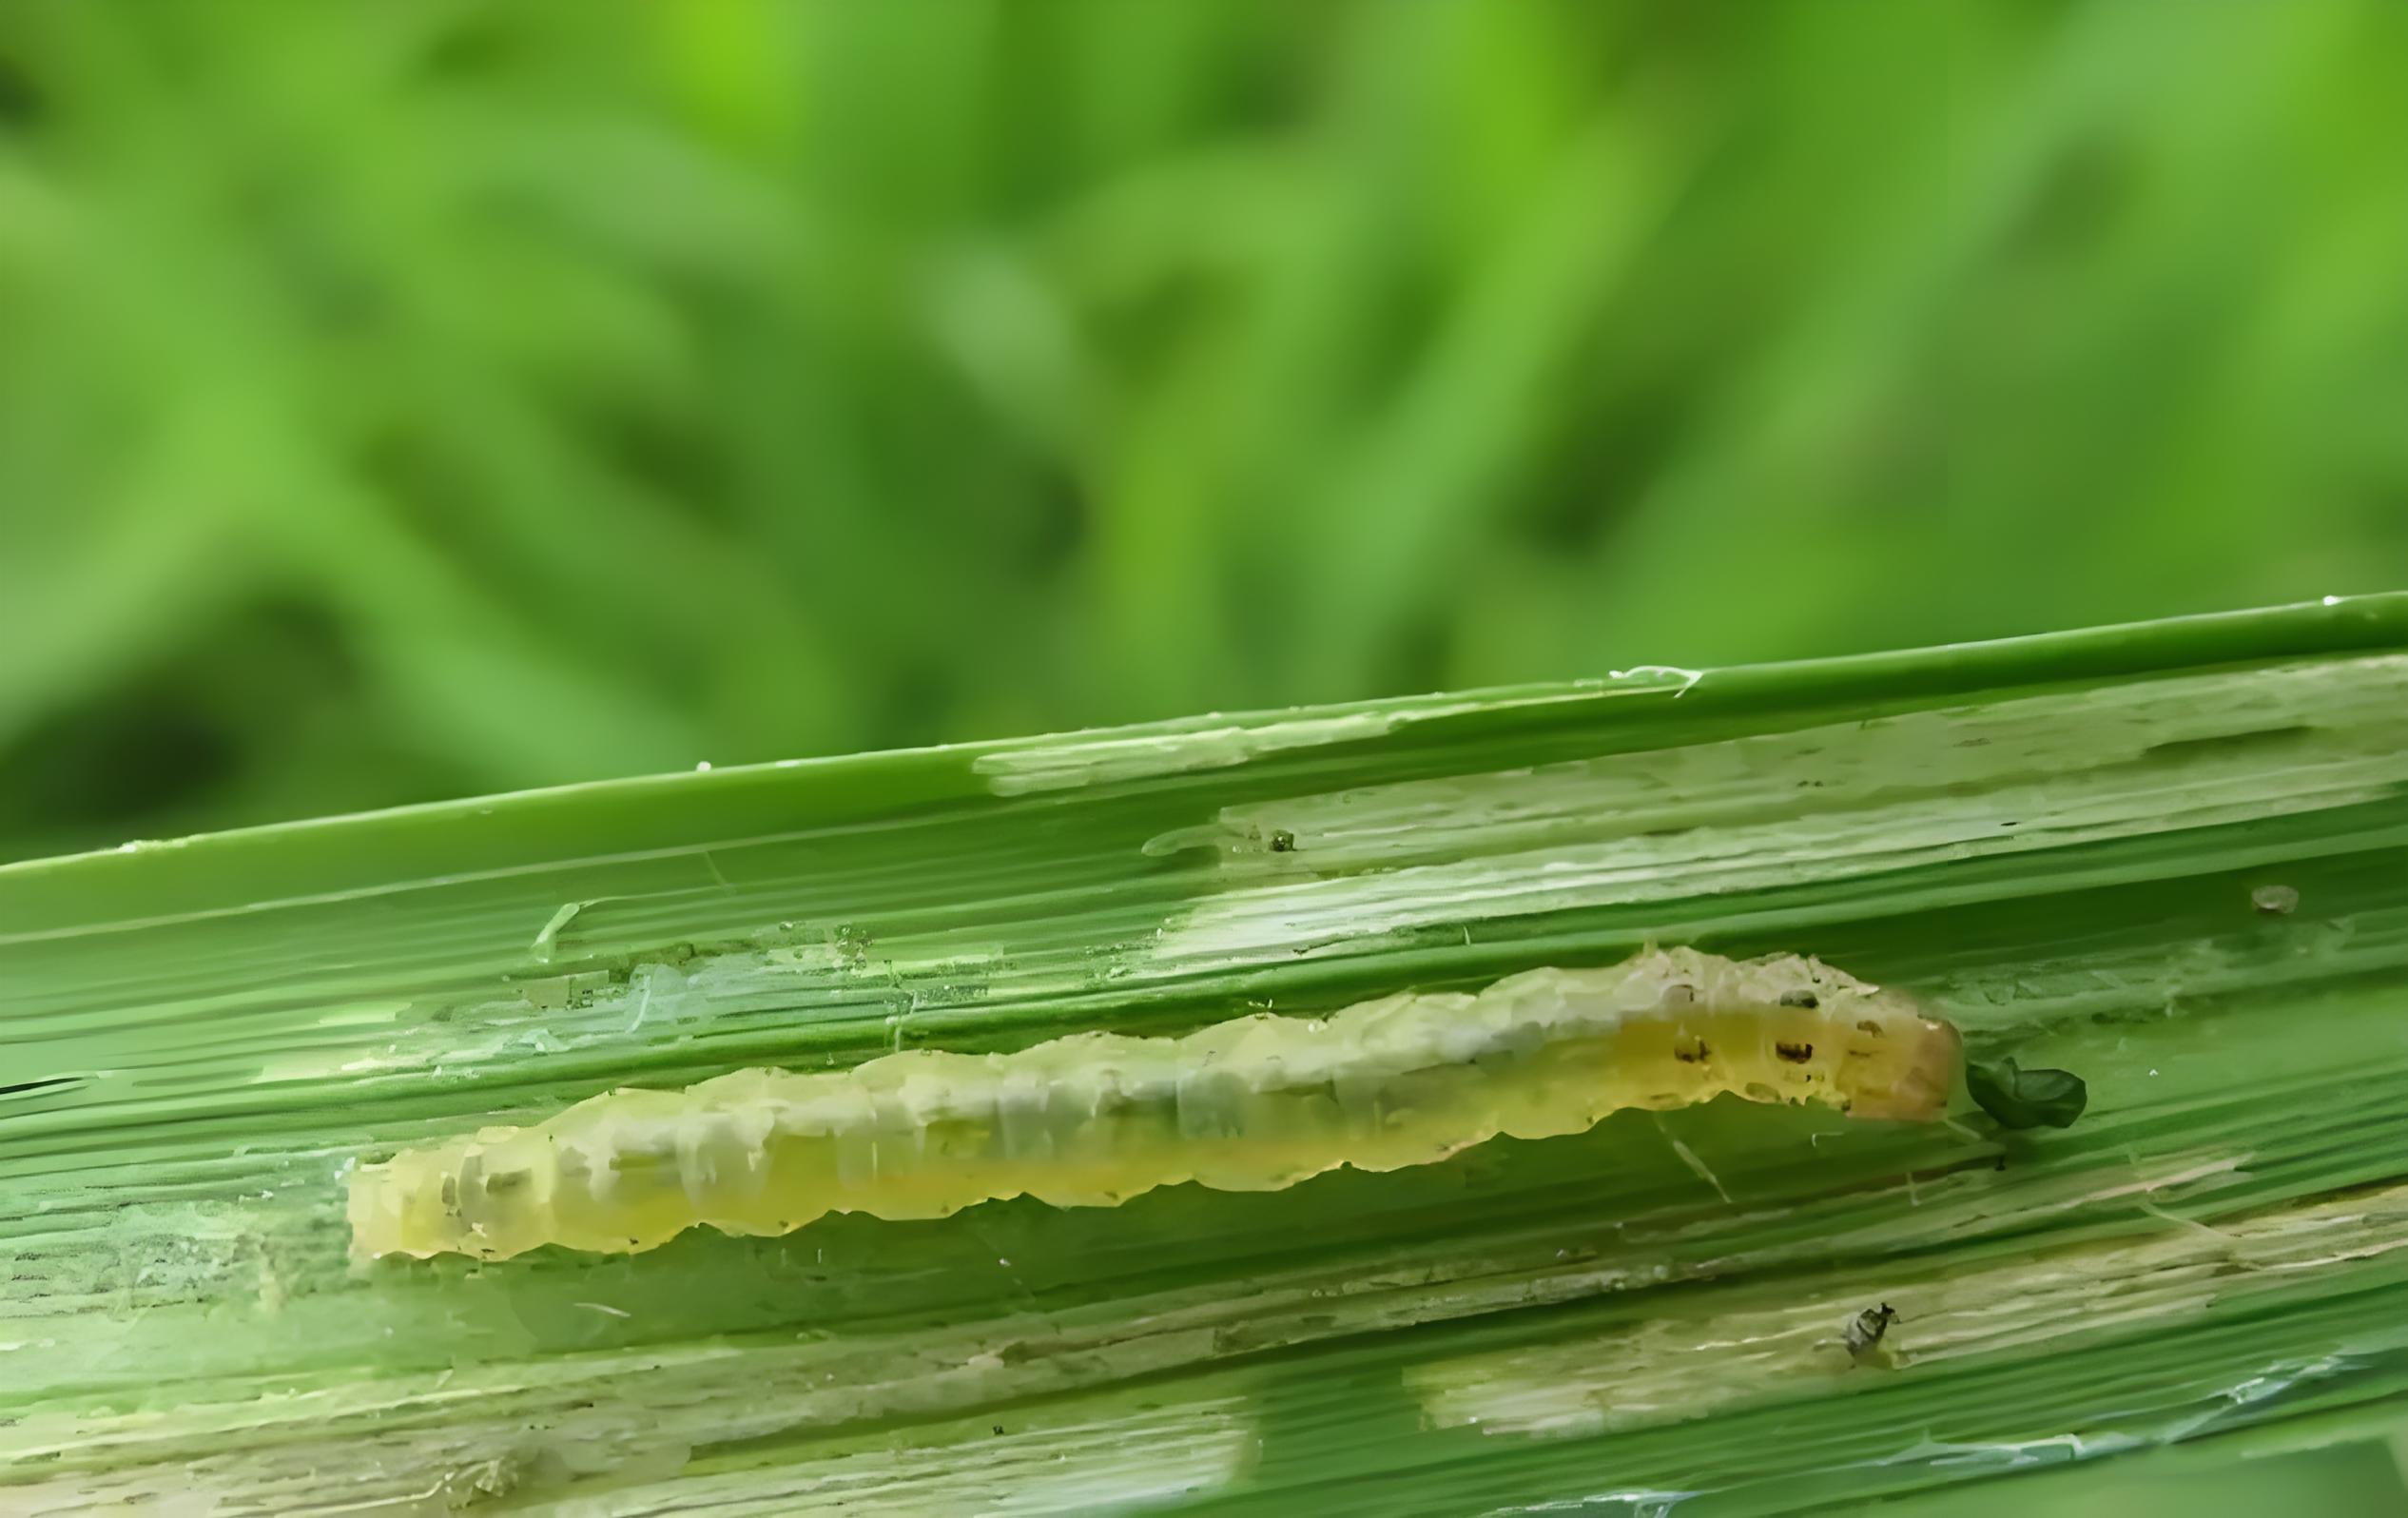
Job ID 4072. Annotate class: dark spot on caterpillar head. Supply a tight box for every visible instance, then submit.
[1674,1039,1710,1064]
[1776,1041,1815,1063]
[1778,990,1818,1009]
[1268,829,1296,853]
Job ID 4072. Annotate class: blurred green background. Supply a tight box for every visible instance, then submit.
[3,0,2405,865]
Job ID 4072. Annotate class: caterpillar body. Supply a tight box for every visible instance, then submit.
[350,948,1961,1260]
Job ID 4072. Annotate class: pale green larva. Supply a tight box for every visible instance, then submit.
[348,947,1962,1260]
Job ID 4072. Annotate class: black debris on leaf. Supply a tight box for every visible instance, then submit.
[1966,1057,2088,1130]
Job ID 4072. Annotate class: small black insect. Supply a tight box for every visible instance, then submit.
[1268,829,1297,853]
[1842,1302,1900,1363]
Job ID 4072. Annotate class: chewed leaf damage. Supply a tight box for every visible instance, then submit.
[349,947,1962,1260]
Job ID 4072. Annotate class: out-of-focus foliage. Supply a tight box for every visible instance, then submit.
[1,0,2403,862]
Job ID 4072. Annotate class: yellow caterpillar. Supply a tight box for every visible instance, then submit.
[349,947,1961,1260]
